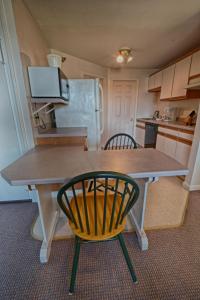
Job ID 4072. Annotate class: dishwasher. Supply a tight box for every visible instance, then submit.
[144,123,158,148]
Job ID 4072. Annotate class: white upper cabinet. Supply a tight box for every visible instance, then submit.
[148,75,155,90]
[154,71,162,88]
[148,71,162,91]
[149,49,200,100]
[171,56,191,98]
[160,65,175,99]
[190,50,200,78]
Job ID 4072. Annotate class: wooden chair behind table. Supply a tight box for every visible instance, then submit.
[104,133,137,150]
[57,171,140,294]
[87,132,138,193]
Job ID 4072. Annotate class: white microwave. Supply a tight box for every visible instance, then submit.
[28,66,69,101]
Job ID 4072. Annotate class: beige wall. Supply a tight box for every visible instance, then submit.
[50,49,107,79]
[50,49,108,145]
[12,0,51,134]
[155,93,200,116]
[12,0,49,66]
[11,2,162,144]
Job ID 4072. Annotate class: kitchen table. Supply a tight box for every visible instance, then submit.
[1,146,188,263]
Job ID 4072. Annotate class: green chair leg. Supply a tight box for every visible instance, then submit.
[69,236,81,295]
[117,233,138,283]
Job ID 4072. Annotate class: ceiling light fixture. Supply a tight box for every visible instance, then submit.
[116,47,133,64]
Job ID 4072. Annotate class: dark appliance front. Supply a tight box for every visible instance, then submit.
[144,123,158,148]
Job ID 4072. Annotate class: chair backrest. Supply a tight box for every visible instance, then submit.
[57,171,139,240]
[104,133,137,150]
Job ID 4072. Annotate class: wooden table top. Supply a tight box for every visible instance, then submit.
[1,146,189,186]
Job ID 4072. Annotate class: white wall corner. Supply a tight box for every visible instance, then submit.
[182,181,189,191]
[0,0,34,152]
[183,181,200,191]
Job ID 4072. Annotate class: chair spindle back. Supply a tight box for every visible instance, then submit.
[57,171,139,240]
[104,133,137,150]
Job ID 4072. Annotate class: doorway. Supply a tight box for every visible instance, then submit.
[108,80,138,138]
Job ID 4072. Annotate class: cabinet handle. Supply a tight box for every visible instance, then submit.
[0,38,5,64]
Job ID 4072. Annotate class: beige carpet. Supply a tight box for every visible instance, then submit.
[121,176,188,232]
[144,176,188,229]
[0,191,200,299]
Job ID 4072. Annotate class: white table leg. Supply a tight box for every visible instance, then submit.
[129,177,155,251]
[35,184,59,263]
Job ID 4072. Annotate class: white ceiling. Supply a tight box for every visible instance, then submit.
[24,0,200,68]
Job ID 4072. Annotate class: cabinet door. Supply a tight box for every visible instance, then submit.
[190,50,200,78]
[160,65,175,99]
[154,71,162,88]
[135,126,145,147]
[172,56,191,98]
[148,75,155,90]
[175,142,191,166]
[163,136,177,159]
[156,134,165,153]
[156,134,176,159]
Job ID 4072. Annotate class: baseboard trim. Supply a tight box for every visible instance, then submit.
[0,199,31,204]
[183,181,200,191]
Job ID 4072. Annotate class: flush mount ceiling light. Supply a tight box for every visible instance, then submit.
[116,47,133,64]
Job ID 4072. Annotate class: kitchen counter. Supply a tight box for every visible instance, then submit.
[36,127,87,138]
[1,147,188,185]
[35,127,88,149]
[137,118,195,132]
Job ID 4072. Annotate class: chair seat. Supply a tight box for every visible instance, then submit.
[69,191,127,241]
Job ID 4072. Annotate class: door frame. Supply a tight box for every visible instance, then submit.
[108,78,139,138]
[0,0,34,152]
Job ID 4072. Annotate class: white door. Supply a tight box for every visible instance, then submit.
[109,80,137,137]
[0,27,28,201]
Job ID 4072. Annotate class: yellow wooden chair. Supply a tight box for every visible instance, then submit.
[57,171,139,294]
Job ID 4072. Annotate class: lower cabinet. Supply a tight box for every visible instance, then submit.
[156,134,165,152]
[136,122,193,166]
[175,142,191,166]
[156,132,192,166]
[135,126,145,147]
[156,134,177,159]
